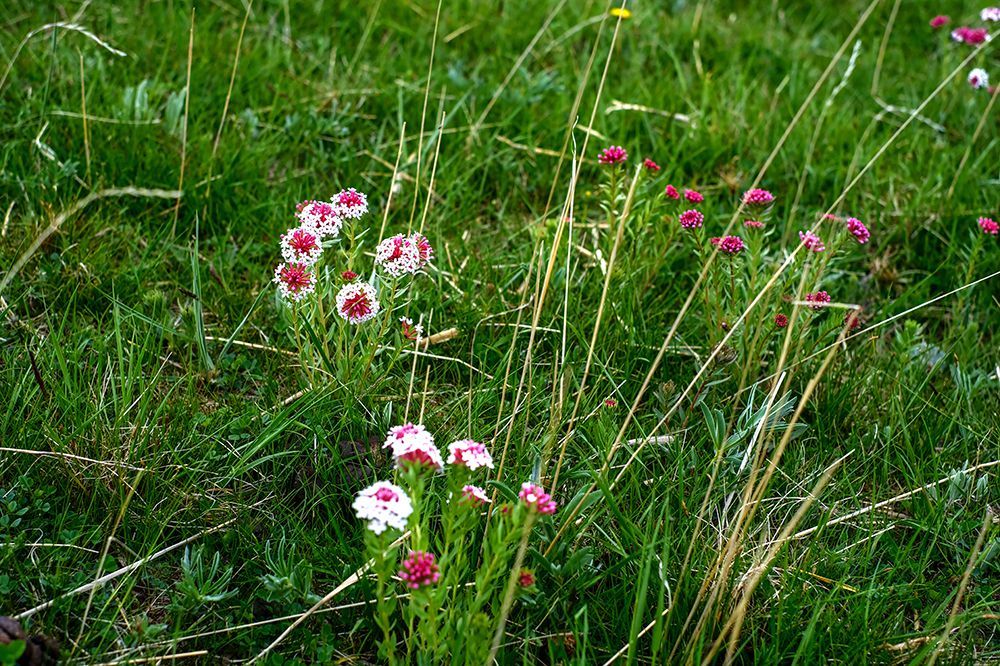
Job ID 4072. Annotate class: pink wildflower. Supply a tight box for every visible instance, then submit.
[684,189,704,204]
[335,281,380,324]
[296,200,342,238]
[741,188,774,206]
[774,313,788,328]
[399,316,423,341]
[273,262,316,302]
[518,569,536,588]
[744,219,765,229]
[519,482,557,515]
[643,158,661,172]
[447,439,494,470]
[341,270,358,281]
[384,423,442,471]
[279,227,323,265]
[804,291,831,310]
[598,145,628,165]
[978,217,999,235]
[679,209,704,229]
[844,309,863,331]
[930,15,950,29]
[799,230,826,252]
[460,484,491,506]
[822,213,840,221]
[952,26,989,44]
[334,188,368,219]
[664,184,680,200]
[604,398,617,408]
[399,551,440,589]
[845,217,870,244]
[376,234,422,277]
[968,68,990,89]
[352,481,413,534]
[983,8,1000,22]
[710,235,745,256]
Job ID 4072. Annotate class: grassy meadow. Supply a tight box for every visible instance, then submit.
[1,0,998,663]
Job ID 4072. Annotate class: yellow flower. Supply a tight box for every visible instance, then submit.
[609,7,632,19]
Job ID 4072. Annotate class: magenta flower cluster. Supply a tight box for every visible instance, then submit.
[399,551,441,589]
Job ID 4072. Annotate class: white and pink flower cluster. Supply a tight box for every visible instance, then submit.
[272,188,433,326]
[352,481,414,534]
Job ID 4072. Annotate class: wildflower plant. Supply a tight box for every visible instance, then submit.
[354,424,556,663]
[270,189,433,392]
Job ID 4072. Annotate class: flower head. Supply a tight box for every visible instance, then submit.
[410,232,434,268]
[978,217,999,235]
[336,281,380,324]
[710,235,745,256]
[798,230,826,253]
[604,397,617,408]
[930,15,950,28]
[609,7,632,19]
[664,184,680,200]
[460,484,491,506]
[969,68,990,89]
[447,439,494,470]
[598,145,628,165]
[982,7,1000,22]
[341,270,358,281]
[774,313,789,328]
[334,188,368,219]
[280,227,323,265]
[518,569,536,588]
[684,189,704,204]
[643,158,661,172]
[845,217,870,244]
[744,219,765,229]
[844,309,863,331]
[296,200,343,238]
[384,423,442,471]
[273,263,316,302]
[519,482,557,515]
[376,234,422,277]
[742,188,774,206]
[352,481,413,534]
[804,291,831,310]
[679,209,704,229]
[399,551,440,589]
[400,316,424,341]
[951,26,990,44]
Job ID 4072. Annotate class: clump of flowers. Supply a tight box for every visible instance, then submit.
[930,15,950,29]
[711,235,746,256]
[664,184,680,200]
[979,216,999,235]
[335,187,369,219]
[353,481,413,534]
[744,219,765,229]
[280,227,323,265]
[805,291,832,310]
[354,423,555,662]
[297,200,342,238]
[984,7,1000,22]
[399,551,441,589]
[774,313,789,328]
[598,145,628,165]
[845,217,871,244]
[679,209,705,229]
[799,230,826,253]
[519,482,558,515]
[643,158,661,172]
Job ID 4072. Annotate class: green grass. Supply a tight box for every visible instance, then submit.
[1,0,998,663]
